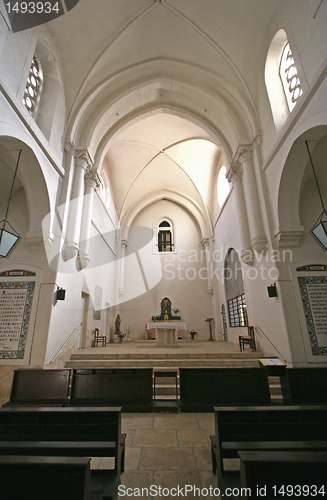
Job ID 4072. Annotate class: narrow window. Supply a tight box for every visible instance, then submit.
[279,42,303,112]
[22,54,43,116]
[225,249,248,327]
[158,220,173,252]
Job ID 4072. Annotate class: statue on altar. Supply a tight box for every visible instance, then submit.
[114,315,121,334]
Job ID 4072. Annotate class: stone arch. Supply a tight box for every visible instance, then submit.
[67,59,259,162]
[0,133,52,244]
[120,189,211,242]
[277,125,327,247]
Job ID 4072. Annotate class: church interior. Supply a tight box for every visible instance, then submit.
[0,0,327,497]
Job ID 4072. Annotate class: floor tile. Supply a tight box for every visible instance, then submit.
[177,429,209,447]
[125,447,142,470]
[195,413,215,431]
[193,448,213,471]
[119,471,154,500]
[139,447,196,470]
[122,414,154,430]
[153,413,199,429]
[134,429,177,447]
[154,470,204,499]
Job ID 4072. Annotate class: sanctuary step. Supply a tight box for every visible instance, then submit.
[65,341,263,370]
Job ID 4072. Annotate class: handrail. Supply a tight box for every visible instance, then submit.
[48,325,80,364]
[255,326,291,364]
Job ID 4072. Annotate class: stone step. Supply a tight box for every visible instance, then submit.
[65,358,260,368]
[70,351,262,360]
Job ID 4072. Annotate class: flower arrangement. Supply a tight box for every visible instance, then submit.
[117,332,126,342]
[189,330,196,339]
[172,308,179,314]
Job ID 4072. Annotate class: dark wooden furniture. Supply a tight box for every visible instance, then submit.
[210,406,327,482]
[0,456,92,500]
[93,328,107,347]
[67,368,153,412]
[281,367,327,405]
[239,326,256,352]
[179,368,271,412]
[0,406,125,481]
[239,450,327,499]
[2,369,70,407]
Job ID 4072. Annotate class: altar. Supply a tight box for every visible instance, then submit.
[147,321,187,346]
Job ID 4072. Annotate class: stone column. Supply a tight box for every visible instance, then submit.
[118,239,128,297]
[202,237,213,294]
[226,162,254,265]
[235,145,268,255]
[78,172,100,270]
[64,149,92,261]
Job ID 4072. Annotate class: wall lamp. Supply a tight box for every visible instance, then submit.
[267,283,277,298]
[306,141,327,250]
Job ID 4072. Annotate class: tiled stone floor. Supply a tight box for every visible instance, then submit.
[92,412,238,499]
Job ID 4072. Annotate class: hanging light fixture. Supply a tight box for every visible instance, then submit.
[0,150,22,258]
[306,141,327,251]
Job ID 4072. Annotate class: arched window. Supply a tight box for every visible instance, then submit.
[217,166,230,207]
[224,249,248,327]
[279,42,303,112]
[22,54,43,116]
[265,30,304,131]
[158,220,173,252]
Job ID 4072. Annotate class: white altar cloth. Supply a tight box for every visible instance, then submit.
[147,322,187,345]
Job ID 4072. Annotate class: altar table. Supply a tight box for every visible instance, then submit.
[147,322,187,345]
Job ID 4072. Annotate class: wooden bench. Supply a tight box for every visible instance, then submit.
[2,369,71,407]
[239,451,327,499]
[67,368,153,412]
[180,368,271,412]
[0,455,124,500]
[0,456,92,500]
[281,367,327,405]
[0,407,126,479]
[210,406,327,482]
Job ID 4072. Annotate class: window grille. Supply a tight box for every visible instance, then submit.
[158,220,173,252]
[279,42,303,111]
[225,249,248,327]
[22,54,43,115]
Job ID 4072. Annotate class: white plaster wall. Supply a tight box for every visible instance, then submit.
[213,185,292,361]
[118,199,213,340]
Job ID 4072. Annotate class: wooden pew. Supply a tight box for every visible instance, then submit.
[0,407,125,478]
[0,456,91,500]
[210,406,327,481]
[281,368,327,405]
[179,368,271,412]
[0,455,124,500]
[67,368,153,412]
[239,451,327,499]
[2,369,71,407]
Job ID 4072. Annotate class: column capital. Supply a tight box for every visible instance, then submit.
[84,171,101,189]
[121,239,128,249]
[234,144,253,165]
[201,237,211,247]
[226,161,243,183]
[75,148,93,171]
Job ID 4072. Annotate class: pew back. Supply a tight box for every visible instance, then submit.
[0,456,91,500]
[68,368,153,411]
[239,451,327,499]
[213,406,327,479]
[3,369,71,407]
[0,406,122,476]
[281,368,327,405]
[180,368,271,412]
